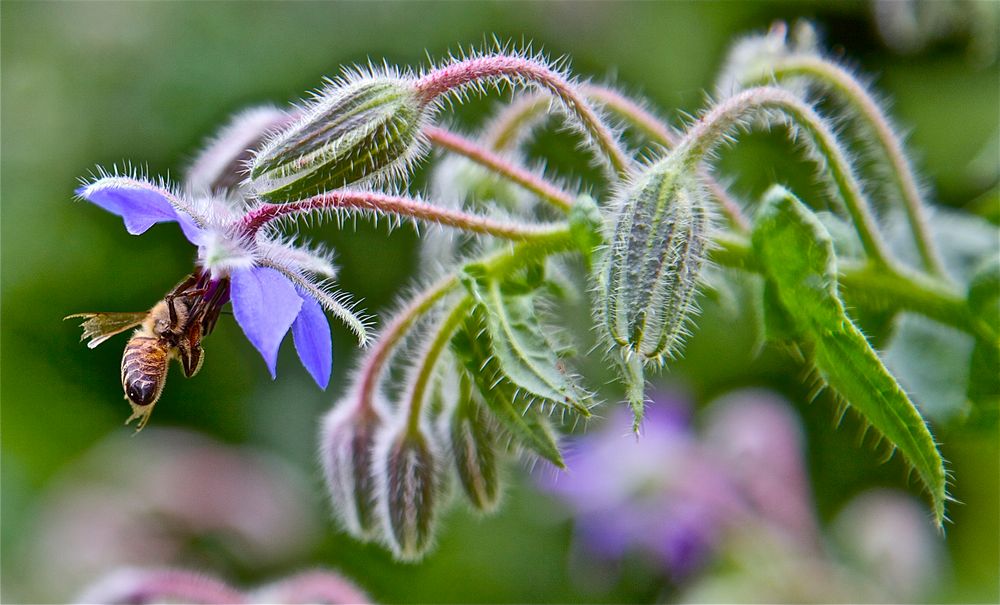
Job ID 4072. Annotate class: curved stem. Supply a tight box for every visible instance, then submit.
[404,296,475,435]
[357,274,459,414]
[414,55,633,179]
[423,125,575,211]
[747,55,945,277]
[675,86,895,270]
[581,83,750,231]
[484,94,550,153]
[483,86,751,231]
[242,191,567,242]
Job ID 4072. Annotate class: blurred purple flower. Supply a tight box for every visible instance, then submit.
[76,175,343,386]
[76,567,371,605]
[538,394,743,579]
[538,389,827,582]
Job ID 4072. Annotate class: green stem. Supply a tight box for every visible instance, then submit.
[677,86,896,271]
[405,297,475,436]
[746,56,946,277]
[710,234,981,339]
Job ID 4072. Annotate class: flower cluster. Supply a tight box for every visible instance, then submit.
[71,28,994,561]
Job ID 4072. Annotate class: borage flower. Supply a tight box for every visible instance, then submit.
[76,173,370,390]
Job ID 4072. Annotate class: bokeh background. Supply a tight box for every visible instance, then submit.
[2,1,997,603]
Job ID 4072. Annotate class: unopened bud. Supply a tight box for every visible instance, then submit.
[320,401,382,540]
[600,157,709,366]
[250,78,428,201]
[376,425,439,561]
[186,106,292,194]
[449,373,501,512]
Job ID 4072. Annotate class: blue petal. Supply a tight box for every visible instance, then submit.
[292,288,333,389]
[230,267,303,377]
[77,177,198,240]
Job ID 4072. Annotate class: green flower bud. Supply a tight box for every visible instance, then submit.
[320,401,382,540]
[376,425,439,561]
[449,370,501,512]
[600,157,709,366]
[250,78,428,201]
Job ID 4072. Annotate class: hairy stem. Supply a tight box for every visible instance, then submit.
[405,297,475,436]
[242,191,567,241]
[423,125,575,211]
[413,54,633,178]
[676,86,895,270]
[357,229,576,415]
[483,86,750,230]
[357,274,459,414]
[746,55,945,277]
[581,83,750,231]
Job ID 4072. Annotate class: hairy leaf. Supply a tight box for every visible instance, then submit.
[752,185,947,524]
[466,275,590,417]
[450,309,565,468]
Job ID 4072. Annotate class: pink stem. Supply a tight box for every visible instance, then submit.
[423,125,575,210]
[242,190,564,240]
[414,55,632,178]
[356,275,458,413]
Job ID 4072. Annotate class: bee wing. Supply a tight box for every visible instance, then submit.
[64,312,148,349]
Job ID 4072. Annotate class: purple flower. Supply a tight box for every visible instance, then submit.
[76,173,370,387]
[538,394,743,579]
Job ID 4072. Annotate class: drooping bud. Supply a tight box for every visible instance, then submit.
[448,370,502,512]
[599,156,709,367]
[250,78,428,201]
[320,400,382,540]
[375,424,440,561]
[185,106,292,194]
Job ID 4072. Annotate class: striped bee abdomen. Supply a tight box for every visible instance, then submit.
[121,335,170,407]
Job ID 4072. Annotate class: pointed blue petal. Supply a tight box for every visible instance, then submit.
[292,288,333,389]
[230,267,302,377]
[77,177,203,242]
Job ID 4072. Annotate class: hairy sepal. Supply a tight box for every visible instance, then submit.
[449,368,502,512]
[319,400,382,540]
[752,185,946,525]
[450,308,565,468]
[375,424,440,561]
[600,156,709,366]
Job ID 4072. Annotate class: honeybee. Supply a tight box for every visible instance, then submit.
[67,272,228,430]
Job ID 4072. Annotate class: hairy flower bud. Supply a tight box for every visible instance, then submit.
[250,78,428,201]
[600,157,709,366]
[449,373,502,512]
[320,401,382,540]
[375,425,440,561]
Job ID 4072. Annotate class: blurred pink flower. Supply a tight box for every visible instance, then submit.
[76,567,370,604]
[18,429,322,602]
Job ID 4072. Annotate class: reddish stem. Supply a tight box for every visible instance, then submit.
[423,125,575,210]
[242,191,564,240]
[414,54,632,178]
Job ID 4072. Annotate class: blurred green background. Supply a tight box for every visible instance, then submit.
[2,1,997,603]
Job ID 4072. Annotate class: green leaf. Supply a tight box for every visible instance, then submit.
[450,309,565,468]
[466,276,591,417]
[752,185,947,525]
